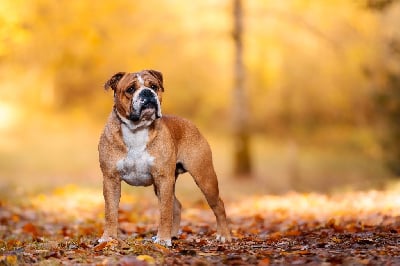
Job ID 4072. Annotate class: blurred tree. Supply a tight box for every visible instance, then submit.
[374,71,400,175]
[366,0,395,10]
[367,0,400,176]
[232,0,252,177]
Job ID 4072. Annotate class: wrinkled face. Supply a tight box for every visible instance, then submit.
[104,70,164,128]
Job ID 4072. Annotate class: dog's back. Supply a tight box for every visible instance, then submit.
[161,115,212,159]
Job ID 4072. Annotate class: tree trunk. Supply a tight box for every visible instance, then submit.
[232,0,252,177]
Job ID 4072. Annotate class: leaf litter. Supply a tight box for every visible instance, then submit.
[1,186,400,265]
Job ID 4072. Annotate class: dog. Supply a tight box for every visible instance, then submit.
[98,70,231,246]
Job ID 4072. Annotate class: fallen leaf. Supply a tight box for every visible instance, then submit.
[93,241,107,252]
[285,230,301,237]
[268,232,282,241]
[6,255,18,265]
[258,257,270,266]
[3,188,400,265]
[120,256,148,266]
[137,254,155,264]
[22,222,39,236]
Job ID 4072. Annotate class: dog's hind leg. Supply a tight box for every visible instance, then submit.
[172,196,182,237]
[188,158,231,242]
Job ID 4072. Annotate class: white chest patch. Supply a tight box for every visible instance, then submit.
[117,124,154,186]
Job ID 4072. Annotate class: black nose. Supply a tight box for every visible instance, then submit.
[139,89,154,98]
[139,89,158,109]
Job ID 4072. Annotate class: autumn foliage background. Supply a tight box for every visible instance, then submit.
[1,0,400,265]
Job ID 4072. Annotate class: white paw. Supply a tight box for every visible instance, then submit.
[152,236,172,247]
[172,229,182,238]
[98,236,114,243]
[216,234,226,243]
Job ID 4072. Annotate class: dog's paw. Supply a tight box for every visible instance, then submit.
[97,236,114,244]
[216,234,232,243]
[152,236,172,247]
[172,229,182,239]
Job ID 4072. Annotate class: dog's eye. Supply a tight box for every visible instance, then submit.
[126,86,135,94]
[150,84,158,91]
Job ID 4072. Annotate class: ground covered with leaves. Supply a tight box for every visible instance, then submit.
[1,186,400,265]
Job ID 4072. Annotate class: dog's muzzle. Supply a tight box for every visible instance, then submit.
[129,88,162,122]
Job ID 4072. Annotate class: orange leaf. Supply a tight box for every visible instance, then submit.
[93,241,107,252]
[182,225,193,233]
[258,257,270,266]
[11,215,20,222]
[326,218,336,228]
[268,232,282,241]
[253,214,264,223]
[22,223,39,236]
[285,230,301,237]
[6,255,18,266]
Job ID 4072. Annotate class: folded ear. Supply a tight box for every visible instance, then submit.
[146,70,164,91]
[104,72,125,91]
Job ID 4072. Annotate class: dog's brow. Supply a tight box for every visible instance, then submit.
[136,74,145,86]
[127,81,136,88]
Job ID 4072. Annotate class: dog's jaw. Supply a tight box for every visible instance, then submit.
[131,87,162,120]
[115,109,154,131]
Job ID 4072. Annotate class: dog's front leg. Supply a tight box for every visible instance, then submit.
[99,176,121,243]
[153,178,174,247]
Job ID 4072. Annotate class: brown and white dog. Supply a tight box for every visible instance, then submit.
[98,70,231,246]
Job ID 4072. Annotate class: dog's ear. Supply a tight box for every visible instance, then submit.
[104,72,125,91]
[147,70,164,91]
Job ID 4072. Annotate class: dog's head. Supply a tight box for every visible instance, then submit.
[105,70,164,129]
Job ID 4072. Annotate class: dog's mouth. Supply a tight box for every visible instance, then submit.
[129,100,160,122]
[142,101,157,111]
[140,102,157,119]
